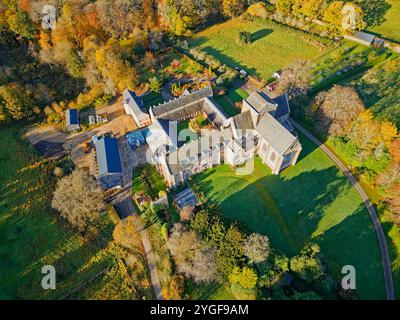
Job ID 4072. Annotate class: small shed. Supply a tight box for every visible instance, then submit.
[65,109,80,132]
[95,137,122,189]
[273,70,282,80]
[353,31,375,46]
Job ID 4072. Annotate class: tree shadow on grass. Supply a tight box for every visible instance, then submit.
[196,162,350,253]
[313,204,386,299]
[196,165,386,298]
[359,0,391,28]
[251,28,273,42]
[195,45,259,77]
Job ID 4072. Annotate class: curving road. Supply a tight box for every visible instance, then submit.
[291,119,395,300]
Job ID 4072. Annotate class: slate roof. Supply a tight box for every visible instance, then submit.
[245,91,277,113]
[167,127,233,175]
[95,137,122,176]
[255,113,296,154]
[152,87,213,117]
[353,31,375,45]
[273,93,290,119]
[232,111,254,131]
[123,89,146,115]
[66,109,79,125]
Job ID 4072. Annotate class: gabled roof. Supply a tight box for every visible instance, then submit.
[353,31,375,44]
[255,113,297,154]
[167,127,233,175]
[232,111,254,131]
[152,87,213,117]
[123,89,146,115]
[95,137,122,176]
[273,93,290,119]
[245,91,277,113]
[66,109,79,125]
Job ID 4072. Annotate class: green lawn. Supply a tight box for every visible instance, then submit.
[0,127,121,299]
[132,164,167,200]
[193,132,386,299]
[189,17,328,80]
[368,0,400,42]
[0,127,154,300]
[142,91,165,109]
[185,280,236,300]
[213,88,249,117]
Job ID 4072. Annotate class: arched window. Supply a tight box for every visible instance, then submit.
[270,151,276,163]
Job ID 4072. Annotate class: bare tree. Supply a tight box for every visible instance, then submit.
[315,85,365,137]
[244,233,270,264]
[377,162,400,189]
[168,224,218,283]
[96,0,142,38]
[276,60,313,96]
[179,206,194,222]
[113,216,143,251]
[52,170,105,231]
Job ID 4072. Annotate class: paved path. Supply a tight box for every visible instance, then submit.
[114,192,164,300]
[291,119,395,300]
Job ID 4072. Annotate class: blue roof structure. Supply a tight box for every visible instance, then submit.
[66,109,79,125]
[125,130,146,150]
[95,137,122,176]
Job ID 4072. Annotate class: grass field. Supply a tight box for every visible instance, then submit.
[193,132,386,299]
[0,126,148,299]
[185,280,236,300]
[213,88,249,117]
[132,164,167,200]
[368,0,400,42]
[189,17,328,80]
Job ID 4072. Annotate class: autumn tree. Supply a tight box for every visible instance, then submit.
[276,60,312,96]
[168,224,218,283]
[222,0,245,18]
[0,84,33,121]
[247,2,270,19]
[244,233,270,264]
[96,0,141,38]
[377,162,400,189]
[299,0,324,19]
[52,170,105,231]
[179,206,194,222]
[95,38,138,93]
[162,275,185,300]
[229,266,258,289]
[348,110,397,155]
[323,1,345,28]
[113,216,143,251]
[275,0,294,14]
[7,8,35,39]
[341,2,366,30]
[388,136,400,165]
[386,183,400,225]
[315,85,365,137]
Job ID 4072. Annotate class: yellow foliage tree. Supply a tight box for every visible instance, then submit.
[247,2,270,19]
